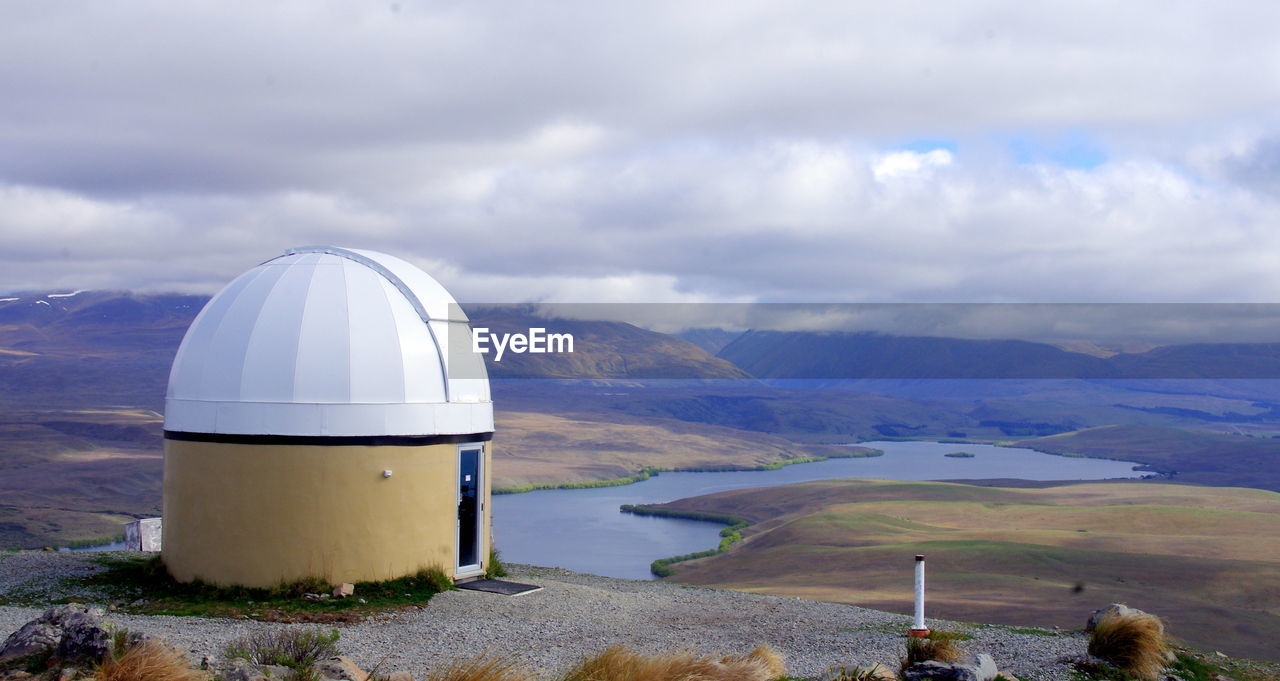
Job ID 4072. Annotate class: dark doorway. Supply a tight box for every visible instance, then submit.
[457,445,482,572]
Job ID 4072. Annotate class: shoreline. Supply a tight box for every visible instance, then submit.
[492,445,885,494]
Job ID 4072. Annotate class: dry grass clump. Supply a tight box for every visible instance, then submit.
[559,643,785,681]
[422,653,535,681]
[1087,611,1168,681]
[902,630,965,669]
[92,639,208,681]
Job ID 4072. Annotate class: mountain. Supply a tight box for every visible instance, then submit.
[467,308,749,379]
[0,291,205,411]
[0,295,750,415]
[718,331,1115,378]
[675,328,746,355]
[716,330,1280,379]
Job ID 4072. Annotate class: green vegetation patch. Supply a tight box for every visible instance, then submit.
[58,533,126,550]
[74,554,453,621]
[619,505,750,578]
[485,548,508,579]
[494,467,664,494]
[1070,650,1263,681]
[224,628,341,681]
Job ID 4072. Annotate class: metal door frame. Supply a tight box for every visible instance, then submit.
[455,442,485,577]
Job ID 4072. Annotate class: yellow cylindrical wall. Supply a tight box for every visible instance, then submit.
[162,439,491,587]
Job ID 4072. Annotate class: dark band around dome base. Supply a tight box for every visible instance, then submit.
[164,430,494,447]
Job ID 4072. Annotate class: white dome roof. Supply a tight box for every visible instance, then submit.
[164,246,492,438]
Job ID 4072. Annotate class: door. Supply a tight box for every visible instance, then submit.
[456,444,483,575]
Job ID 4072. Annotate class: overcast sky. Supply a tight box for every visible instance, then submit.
[3,1,1280,303]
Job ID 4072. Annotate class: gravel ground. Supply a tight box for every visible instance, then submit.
[0,551,1086,680]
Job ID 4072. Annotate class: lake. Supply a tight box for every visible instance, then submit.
[491,440,1143,580]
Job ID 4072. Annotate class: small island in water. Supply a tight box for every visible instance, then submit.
[945,451,976,458]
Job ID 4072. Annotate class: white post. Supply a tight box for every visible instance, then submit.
[910,554,930,637]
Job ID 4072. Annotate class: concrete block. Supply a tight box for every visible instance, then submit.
[124,518,162,552]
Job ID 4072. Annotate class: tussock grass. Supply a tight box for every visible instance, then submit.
[223,627,341,680]
[91,639,208,681]
[485,549,508,579]
[559,643,784,681]
[1087,611,1168,681]
[422,653,534,681]
[902,630,965,669]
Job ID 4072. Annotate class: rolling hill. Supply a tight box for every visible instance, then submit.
[1015,424,1280,491]
[643,478,1280,661]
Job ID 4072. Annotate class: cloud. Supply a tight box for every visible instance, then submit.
[1,2,1279,303]
[872,149,954,181]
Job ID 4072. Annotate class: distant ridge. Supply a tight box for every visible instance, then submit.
[717,330,1280,379]
[0,293,750,413]
[467,307,749,379]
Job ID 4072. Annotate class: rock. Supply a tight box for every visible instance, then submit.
[386,672,414,681]
[56,669,76,681]
[0,604,109,664]
[315,656,369,681]
[201,654,216,670]
[333,583,355,599]
[902,653,998,681]
[260,665,294,679]
[1086,603,1162,632]
[821,665,896,681]
[122,631,154,649]
[53,611,111,663]
[222,658,268,681]
[0,621,60,662]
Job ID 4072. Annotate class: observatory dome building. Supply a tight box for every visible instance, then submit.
[162,246,493,587]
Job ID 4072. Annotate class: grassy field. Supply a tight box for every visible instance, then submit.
[646,479,1280,662]
[492,410,867,490]
[0,408,165,548]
